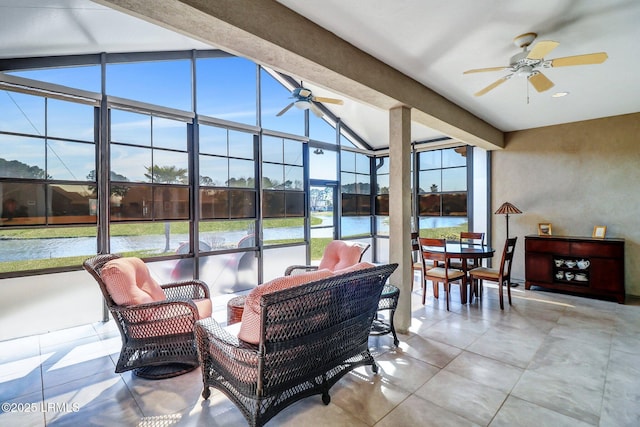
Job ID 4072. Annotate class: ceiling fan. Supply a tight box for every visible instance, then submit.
[276,87,343,117]
[463,32,608,97]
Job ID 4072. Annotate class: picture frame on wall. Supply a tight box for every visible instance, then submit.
[592,225,607,239]
[538,223,552,236]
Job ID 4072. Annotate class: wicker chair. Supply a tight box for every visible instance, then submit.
[284,240,370,276]
[195,263,398,427]
[83,254,211,379]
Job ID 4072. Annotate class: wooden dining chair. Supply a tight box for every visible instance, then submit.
[410,232,422,290]
[468,237,517,310]
[449,231,485,270]
[419,237,466,311]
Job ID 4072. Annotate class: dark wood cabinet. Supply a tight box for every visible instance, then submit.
[525,235,625,303]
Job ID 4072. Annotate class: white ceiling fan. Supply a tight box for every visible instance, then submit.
[464,32,608,96]
[276,87,343,117]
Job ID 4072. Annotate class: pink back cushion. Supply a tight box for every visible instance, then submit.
[332,261,376,276]
[318,240,365,271]
[238,269,333,344]
[101,257,166,306]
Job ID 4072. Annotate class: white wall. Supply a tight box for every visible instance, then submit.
[0,270,103,341]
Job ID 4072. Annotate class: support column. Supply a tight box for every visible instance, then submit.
[388,106,412,333]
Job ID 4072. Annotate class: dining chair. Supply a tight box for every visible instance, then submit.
[419,237,466,310]
[449,231,485,270]
[468,237,517,310]
[410,232,422,290]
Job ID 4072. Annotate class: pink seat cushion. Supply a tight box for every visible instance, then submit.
[318,240,365,271]
[332,261,375,276]
[102,257,166,306]
[238,269,333,345]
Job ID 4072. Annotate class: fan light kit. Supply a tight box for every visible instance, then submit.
[464,32,608,97]
[277,87,343,118]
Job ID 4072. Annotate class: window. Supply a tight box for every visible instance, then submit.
[260,68,304,135]
[0,51,377,279]
[0,90,98,272]
[417,147,468,238]
[261,136,304,218]
[196,56,257,126]
[107,60,191,111]
[110,109,190,224]
[340,149,371,237]
[374,156,390,235]
[198,124,257,220]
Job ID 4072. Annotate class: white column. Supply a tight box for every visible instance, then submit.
[388,106,412,333]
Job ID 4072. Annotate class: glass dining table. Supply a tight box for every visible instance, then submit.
[420,242,495,304]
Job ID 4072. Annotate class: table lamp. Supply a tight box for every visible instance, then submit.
[495,202,522,239]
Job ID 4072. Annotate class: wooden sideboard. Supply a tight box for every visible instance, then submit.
[524,235,625,303]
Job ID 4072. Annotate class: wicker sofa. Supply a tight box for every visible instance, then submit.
[195,263,398,427]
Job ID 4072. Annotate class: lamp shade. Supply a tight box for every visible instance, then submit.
[495,202,522,215]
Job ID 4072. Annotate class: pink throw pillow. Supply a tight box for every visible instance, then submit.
[238,269,333,344]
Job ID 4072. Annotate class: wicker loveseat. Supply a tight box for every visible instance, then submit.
[195,263,398,427]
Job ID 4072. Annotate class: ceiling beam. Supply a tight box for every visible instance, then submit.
[97,0,504,150]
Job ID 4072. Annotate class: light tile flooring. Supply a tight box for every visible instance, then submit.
[1,282,640,427]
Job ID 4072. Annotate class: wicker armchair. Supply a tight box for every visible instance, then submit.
[284,240,370,276]
[195,263,398,427]
[83,254,211,379]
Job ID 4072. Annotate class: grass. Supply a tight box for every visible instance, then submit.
[0,218,321,239]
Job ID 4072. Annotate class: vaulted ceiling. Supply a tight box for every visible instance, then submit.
[2,0,638,150]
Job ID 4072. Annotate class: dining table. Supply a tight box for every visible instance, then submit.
[420,241,495,304]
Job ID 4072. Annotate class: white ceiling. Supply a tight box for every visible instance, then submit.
[276,0,640,133]
[1,0,639,148]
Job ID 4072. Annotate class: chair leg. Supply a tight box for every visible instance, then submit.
[460,278,467,305]
[421,278,427,305]
[507,279,512,306]
[433,280,439,299]
[469,278,475,303]
[445,282,450,311]
[498,279,504,310]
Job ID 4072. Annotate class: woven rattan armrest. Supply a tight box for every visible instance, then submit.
[195,318,259,372]
[284,265,319,276]
[112,299,199,321]
[161,280,210,300]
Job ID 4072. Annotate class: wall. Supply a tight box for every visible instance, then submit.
[0,270,104,341]
[492,112,640,297]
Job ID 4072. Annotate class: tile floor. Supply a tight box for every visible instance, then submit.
[1,282,640,427]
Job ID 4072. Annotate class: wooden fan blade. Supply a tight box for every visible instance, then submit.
[527,40,559,59]
[276,102,294,116]
[309,102,324,118]
[313,96,343,105]
[463,66,509,74]
[528,71,555,93]
[550,52,608,67]
[474,77,509,96]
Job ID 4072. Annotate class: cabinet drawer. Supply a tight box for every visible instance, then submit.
[570,242,623,258]
[526,239,570,254]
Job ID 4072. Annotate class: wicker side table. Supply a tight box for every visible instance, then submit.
[370,284,400,346]
[227,295,246,325]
